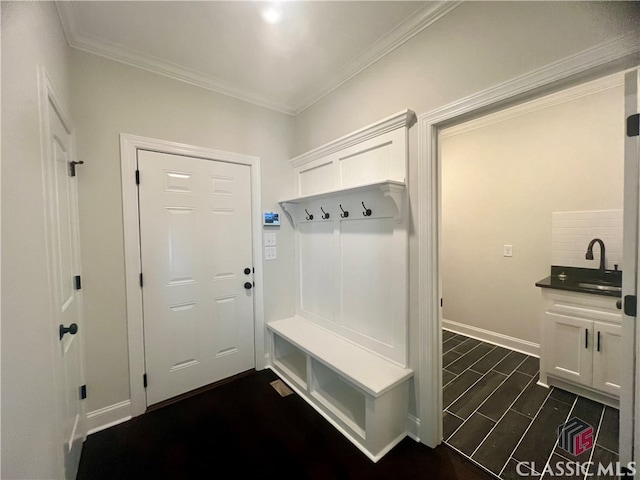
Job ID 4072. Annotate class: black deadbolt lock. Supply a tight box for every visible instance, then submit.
[244,268,251,275]
[244,282,253,290]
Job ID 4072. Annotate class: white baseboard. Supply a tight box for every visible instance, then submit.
[406,414,420,442]
[86,400,133,435]
[442,319,540,357]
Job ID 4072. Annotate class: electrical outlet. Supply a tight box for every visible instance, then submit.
[264,232,276,246]
[265,246,277,260]
[504,245,513,257]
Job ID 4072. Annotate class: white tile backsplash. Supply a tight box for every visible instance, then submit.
[551,210,623,270]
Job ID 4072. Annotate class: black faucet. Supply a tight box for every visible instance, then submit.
[585,238,606,274]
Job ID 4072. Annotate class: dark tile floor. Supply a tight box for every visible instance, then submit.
[442,330,620,479]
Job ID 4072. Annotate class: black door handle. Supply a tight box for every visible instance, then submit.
[59,323,78,340]
[244,282,253,290]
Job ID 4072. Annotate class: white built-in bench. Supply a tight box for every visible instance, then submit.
[270,110,417,462]
[268,316,414,462]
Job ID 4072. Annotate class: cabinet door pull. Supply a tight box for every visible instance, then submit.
[585,329,589,349]
[597,331,601,352]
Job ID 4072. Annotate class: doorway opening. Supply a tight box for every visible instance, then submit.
[438,73,625,476]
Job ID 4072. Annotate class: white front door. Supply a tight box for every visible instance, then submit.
[138,150,255,406]
[40,69,86,479]
[621,68,640,467]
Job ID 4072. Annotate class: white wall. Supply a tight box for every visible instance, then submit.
[1,2,71,478]
[440,79,624,347]
[70,50,296,415]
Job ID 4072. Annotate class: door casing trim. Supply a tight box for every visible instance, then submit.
[120,134,265,417]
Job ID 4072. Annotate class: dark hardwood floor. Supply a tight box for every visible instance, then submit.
[77,369,493,480]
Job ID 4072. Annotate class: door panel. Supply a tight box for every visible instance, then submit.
[138,151,255,406]
[544,312,592,386]
[44,86,85,479]
[592,322,621,396]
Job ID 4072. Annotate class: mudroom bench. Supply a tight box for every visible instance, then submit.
[268,316,413,462]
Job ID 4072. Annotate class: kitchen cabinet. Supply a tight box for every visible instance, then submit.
[540,289,621,406]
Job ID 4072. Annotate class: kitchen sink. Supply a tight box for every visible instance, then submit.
[537,267,623,296]
[577,282,622,292]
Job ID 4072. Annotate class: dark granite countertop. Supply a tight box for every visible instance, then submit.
[535,266,622,298]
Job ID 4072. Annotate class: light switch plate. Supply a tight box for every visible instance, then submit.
[264,232,276,246]
[504,245,513,257]
[265,246,277,260]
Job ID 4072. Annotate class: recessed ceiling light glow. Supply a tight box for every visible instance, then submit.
[261,4,282,24]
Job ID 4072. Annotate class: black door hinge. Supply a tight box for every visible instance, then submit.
[74,275,82,290]
[440,298,443,307]
[628,113,639,137]
[80,384,87,400]
[624,295,637,317]
[139,273,143,288]
[143,373,148,388]
[135,169,140,185]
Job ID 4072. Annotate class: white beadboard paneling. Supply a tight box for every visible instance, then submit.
[551,210,623,270]
[298,161,335,196]
[338,128,406,188]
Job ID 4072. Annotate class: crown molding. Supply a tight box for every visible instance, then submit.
[55,1,458,117]
[292,1,461,114]
[55,1,295,115]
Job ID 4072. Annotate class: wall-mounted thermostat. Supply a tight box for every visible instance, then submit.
[263,212,280,226]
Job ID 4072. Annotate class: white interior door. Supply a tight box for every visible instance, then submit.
[138,150,255,406]
[41,72,86,479]
[621,68,640,467]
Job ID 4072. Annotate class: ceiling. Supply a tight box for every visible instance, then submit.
[57,1,460,115]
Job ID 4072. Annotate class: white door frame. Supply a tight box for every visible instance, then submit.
[623,68,640,464]
[120,134,265,417]
[417,33,640,450]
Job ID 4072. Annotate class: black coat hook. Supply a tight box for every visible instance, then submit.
[362,201,372,217]
[321,207,330,219]
[340,204,349,218]
[305,209,314,220]
[69,160,84,177]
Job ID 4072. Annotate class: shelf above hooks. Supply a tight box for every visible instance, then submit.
[279,179,406,224]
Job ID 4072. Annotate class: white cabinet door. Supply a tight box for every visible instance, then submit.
[544,312,592,387]
[138,150,255,406]
[592,321,622,396]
